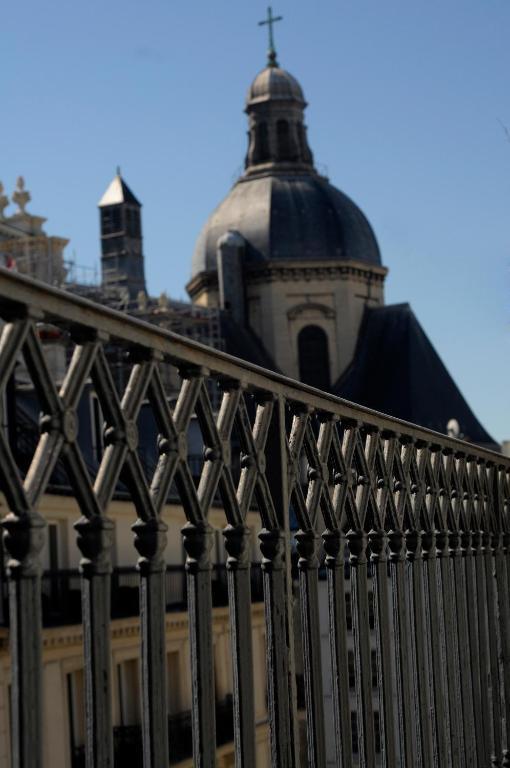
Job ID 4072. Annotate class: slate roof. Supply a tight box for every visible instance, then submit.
[191,171,382,277]
[246,66,305,105]
[335,303,497,448]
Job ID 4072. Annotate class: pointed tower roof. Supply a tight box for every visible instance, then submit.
[98,170,141,207]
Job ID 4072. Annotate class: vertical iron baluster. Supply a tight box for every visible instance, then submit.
[453,531,477,767]
[347,530,376,767]
[295,527,326,767]
[322,529,352,768]
[295,413,332,767]
[117,357,170,768]
[132,517,169,768]
[262,394,300,768]
[422,530,450,767]
[465,530,487,766]
[369,529,397,768]
[388,529,414,767]
[503,533,510,766]
[174,371,223,768]
[75,515,115,768]
[182,521,216,768]
[223,524,256,768]
[485,532,503,766]
[434,532,456,765]
[1,317,72,768]
[495,532,510,768]
[259,528,297,767]
[3,509,45,768]
[405,529,434,767]
[440,531,465,768]
[475,531,495,765]
[77,343,133,768]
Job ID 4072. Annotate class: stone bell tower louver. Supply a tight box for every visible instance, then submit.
[98,170,146,299]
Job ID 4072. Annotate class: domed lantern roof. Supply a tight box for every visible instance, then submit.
[246,66,305,106]
[189,15,383,286]
[191,174,381,277]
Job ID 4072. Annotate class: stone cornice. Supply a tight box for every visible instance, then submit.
[241,162,316,180]
[0,235,69,249]
[0,604,266,655]
[188,259,387,299]
[246,259,387,284]
[186,271,217,300]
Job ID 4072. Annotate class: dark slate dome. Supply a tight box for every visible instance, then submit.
[191,60,382,279]
[191,172,382,276]
[247,66,305,105]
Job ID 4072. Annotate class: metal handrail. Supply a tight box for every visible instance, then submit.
[0,267,504,462]
[0,267,509,768]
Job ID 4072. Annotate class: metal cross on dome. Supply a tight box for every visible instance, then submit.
[258,6,283,67]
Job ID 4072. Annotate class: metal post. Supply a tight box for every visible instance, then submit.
[262,394,300,768]
[223,523,256,768]
[369,529,397,768]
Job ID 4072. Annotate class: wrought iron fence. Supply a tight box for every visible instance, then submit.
[19,563,263,626]
[0,268,509,767]
[71,699,234,768]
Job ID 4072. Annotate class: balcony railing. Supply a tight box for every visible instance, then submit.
[71,697,234,767]
[1,563,263,627]
[0,268,509,767]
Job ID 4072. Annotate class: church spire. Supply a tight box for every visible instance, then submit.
[98,171,146,299]
[258,6,283,68]
[244,60,314,172]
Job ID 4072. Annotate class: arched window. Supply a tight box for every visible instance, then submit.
[276,119,293,161]
[298,325,330,390]
[255,122,270,163]
[297,122,313,165]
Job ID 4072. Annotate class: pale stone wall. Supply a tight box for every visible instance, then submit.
[0,607,270,768]
[43,662,69,767]
[188,259,387,386]
[245,260,386,383]
[0,493,267,768]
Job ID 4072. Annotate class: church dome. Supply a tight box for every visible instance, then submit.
[190,51,383,282]
[247,67,305,106]
[191,172,382,277]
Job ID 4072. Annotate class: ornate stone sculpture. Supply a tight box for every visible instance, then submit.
[12,176,31,214]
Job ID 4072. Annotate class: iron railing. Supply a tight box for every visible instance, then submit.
[71,697,234,768]
[5,563,262,627]
[0,268,509,767]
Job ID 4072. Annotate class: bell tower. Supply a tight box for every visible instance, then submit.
[245,8,313,172]
[98,169,146,299]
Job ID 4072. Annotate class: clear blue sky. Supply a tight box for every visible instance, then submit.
[2,1,509,442]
